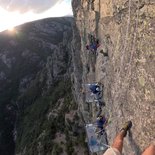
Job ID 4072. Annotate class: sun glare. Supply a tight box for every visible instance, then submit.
[8,27,15,31]
[0,1,73,32]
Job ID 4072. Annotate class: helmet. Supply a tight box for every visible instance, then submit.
[97,117,100,120]
[99,115,105,119]
[96,87,100,91]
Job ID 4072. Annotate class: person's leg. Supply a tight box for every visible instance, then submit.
[112,121,133,153]
[103,121,132,155]
[141,144,155,155]
[111,130,125,153]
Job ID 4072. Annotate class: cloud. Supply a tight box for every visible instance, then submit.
[0,0,63,13]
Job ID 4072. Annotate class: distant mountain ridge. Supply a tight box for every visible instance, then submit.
[0,17,87,155]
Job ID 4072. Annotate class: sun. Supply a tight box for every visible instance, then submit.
[8,27,15,31]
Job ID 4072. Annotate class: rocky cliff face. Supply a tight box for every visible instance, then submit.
[0,17,88,155]
[72,0,155,154]
[1,1,155,154]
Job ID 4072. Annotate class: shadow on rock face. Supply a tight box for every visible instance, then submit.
[128,131,142,155]
[100,49,109,57]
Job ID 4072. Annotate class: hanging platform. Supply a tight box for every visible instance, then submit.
[85,123,108,153]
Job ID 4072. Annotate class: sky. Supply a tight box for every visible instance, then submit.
[0,0,73,32]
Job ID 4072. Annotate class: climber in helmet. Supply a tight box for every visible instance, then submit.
[96,115,108,135]
[89,83,101,94]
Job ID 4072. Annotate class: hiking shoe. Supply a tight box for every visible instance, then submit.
[120,121,132,137]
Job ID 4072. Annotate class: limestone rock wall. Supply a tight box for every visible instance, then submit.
[72,0,155,154]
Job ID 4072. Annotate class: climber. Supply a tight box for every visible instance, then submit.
[86,41,100,53]
[90,42,100,51]
[89,83,101,94]
[86,34,100,53]
[88,83,104,106]
[96,115,108,135]
[103,121,155,155]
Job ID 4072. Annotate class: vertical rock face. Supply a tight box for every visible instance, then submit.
[72,0,155,154]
